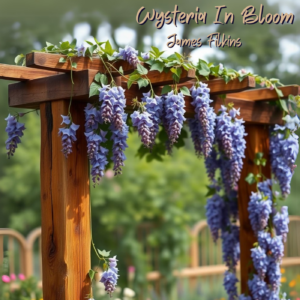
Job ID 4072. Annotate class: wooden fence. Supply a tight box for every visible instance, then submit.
[1,216,300,285]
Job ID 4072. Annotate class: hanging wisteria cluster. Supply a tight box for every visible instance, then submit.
[5,40,300,299]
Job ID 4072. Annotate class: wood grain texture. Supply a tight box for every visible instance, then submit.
[0,63,61,81]
[26,52,135,74]
[227,85,300,101]
[40,100,91,300]
[9,69,98,109]
[153,76,256,94]
[237,125,271,294]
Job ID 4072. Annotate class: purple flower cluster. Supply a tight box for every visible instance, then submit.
[251,247,268,279]
[223,270,238,300]
[58,115,80,158]
[110,114,129,175]
[239,295,252,300]
[188,118,202,157]
[267,257,281,291]
[190,83,216,157]
[248,191,272,233]
[114,46,139,67]
[100,256,119,297]
[273,206,289,242]
[5,114,26,159]
[270,125,299,197]
[100,86,127,131]
[216,106,246,192]
[248,274,268,300]
[221,224,240,269]
[164,91,186,149]
[204,147,219,181]
[205,193,225,241]
[131,111,153,147]
[142,92,163,147]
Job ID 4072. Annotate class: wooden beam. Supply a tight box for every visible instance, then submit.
[40,100,91,300]
[227,85,300,101]
[0,63,61,81]
[9,69,98,109]
[153,76,256,95]
[237,125,271,294]
[8,71,282,124]
[26,52,135,75]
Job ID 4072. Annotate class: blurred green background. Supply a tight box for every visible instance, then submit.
[0,0,300,298]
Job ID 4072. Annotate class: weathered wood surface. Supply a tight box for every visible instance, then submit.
[154,76,256,95]
[0,63,61,81]
[26,52,135,75]
[9,70,98,108]
[227,85,300,101]
[40,100,91,300]
[237,125,271,294]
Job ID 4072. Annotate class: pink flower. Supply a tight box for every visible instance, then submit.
[2,275,11,283]
[18,273,26,281]
[239,69,247,75]
[105,169,114,179]
[269,84,274,90]
[10,273,16,281]
[260,82,266,87]
[128,266,135,273]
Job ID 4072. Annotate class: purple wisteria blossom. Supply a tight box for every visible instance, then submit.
[141,52,150,60]
[76,43,86,57]
[58,115,80,158]
[248,274,269,300]
[188,118,202,157]
[100,256,119,297]
[190,83,216,157]
[257,231,271,251]
[223,270,239,300]
[239,295,252,300]
[206,193,225,241]
[269,236,284,261]
[110,114,129,175]
[267,257,281,292]
[270,125,299,197]
[164,91,186,149]
[100,86,127,131]
[204,147,219,181]
[5,114,26,158]
[221,224,240,269]
[258,180,273,201]
[273,206,289,242]
[251,247,268,279]
[84,103,101,132]
[114,46,139,67]
[248,192,272,233]
[131,111,153,147]
[142,92,163,147]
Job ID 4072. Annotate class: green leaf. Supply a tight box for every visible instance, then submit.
[171,67,182,78]
[205,186,216,197]
[97,249,111,257]
[71,62,77,69]
[254,158,260,166]
[223,75,231,84]
[59,57,67,63]
[119,66,124,75]
[279,99,289,113]
[255,152,264,159]
[180,86,191,96]
[161,85,172,95]
[261,158,267,167]
[274,86,284,98]
[196,59,210,77]
[85,41,94,46]
[46,42,53,47]
[60,41,70,50]
[127,73,141,89]
[151,46,160,56]
[88,269,95,281]
[150,61,164,73]
[70,38,77,49]
[137,78,149,89]
[85,45,97,58]
[104,40,114,56]
[245,173,256,185]
[174,52,182,60]
[89,82,101,97]
[94,73,108,87]
[15,54,25,65]
[137,64,148,75]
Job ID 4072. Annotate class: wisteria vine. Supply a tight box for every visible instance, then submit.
[5,39,300,299]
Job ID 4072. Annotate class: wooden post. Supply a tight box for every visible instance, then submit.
[237,124,271,293]
[40,100,91,300]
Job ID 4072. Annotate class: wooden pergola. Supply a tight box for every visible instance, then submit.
[0,53,299,299]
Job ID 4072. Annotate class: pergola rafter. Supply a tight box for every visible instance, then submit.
[0,54,299,300]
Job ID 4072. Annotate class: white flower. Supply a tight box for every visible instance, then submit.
[123,287,136,298]
[219,63,224,71]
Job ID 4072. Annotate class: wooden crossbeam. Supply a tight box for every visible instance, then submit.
[0,63,61,81]
[26,52,195,86]
[8,71,283,124]
[227,85,300,101]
